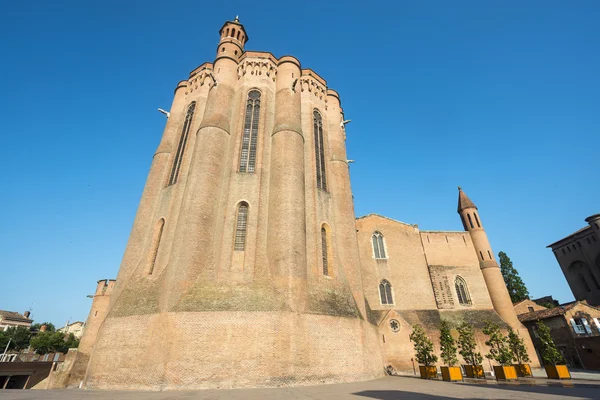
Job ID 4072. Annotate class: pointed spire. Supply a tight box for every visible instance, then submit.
[457,186,477,213]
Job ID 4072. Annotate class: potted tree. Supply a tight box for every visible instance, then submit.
[457,322,484,378]
[483,321,517,381]
[537,321,570,379]
[409,324,438,379]
[439,320,462,382]
[507,327,532,377]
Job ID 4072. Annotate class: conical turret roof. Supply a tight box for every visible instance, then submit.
[457,186,477,212]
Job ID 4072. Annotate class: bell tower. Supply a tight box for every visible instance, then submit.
[457,187,521,327]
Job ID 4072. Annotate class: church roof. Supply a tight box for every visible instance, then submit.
[457,187,477,212]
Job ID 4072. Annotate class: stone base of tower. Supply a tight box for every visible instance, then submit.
[83,311,384,390]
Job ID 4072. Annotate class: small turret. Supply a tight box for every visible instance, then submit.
[457,187,520,326]
[216,16,248,62]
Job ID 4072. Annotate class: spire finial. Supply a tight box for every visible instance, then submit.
[234,15,239,22]
[458,186,462,191]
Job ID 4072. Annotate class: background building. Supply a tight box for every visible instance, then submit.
[0,310,32,331]
[548,214,600,306]
[515,299,600,370]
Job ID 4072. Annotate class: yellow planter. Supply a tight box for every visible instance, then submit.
[419,365,438,379]
[545,365,571,380]
[441,366,463,381]
[494,365,518,381]
[463,365,485,379]
[513,363,532,377]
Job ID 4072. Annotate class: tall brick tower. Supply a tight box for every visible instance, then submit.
[83,18,382,390]
[457,187,539,364]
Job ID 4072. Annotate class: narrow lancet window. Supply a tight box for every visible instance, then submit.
[321,227,329,276]
[455,276,472,305]
[474,213,481,228]
[379,280,394,305]
[467,214,474,229]
[168,102,196,186]
[372,231,387,259]
[239,90,261,172]
[148,218,165,275]
[313,110,327,191]
[234,202,249,251]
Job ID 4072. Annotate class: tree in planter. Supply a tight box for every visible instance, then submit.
[457,322,483,366]
[482,321,514,365]
[409,324,438,367]
[507,327,530,365]
[439,320,458,366]
[536,321,564,366]
[498,251,530,303]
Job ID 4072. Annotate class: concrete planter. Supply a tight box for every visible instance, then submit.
[493,365,518,381]
[440,366,463,382]
[463,364,485,379]
[545,365,571,380]
[419,365,438,379]
[513,363,532,377]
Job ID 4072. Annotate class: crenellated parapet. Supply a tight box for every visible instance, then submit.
[186,64,215,93]
[237,57,277,81]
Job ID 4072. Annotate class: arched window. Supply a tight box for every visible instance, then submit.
[232,28,236,38]
[321,226,329,276]
[237,31,241,40]
[226,28,229,37]
[234,202,249,251]
[372,231,386,259]
[313,110,327,191]
[579,273,591,292]
[379,280,394,305]
[239,90,261,172]
[455,276,472,305]
[474,213,481,228]
[148,218,165,275]
[168,102,196,186]
[467,214,474,229]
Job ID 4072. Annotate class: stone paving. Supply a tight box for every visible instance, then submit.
[2,376,600,399]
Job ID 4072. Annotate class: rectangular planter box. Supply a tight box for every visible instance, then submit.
[463,365,485,379]
[494,365,518,381]
[441,366,463,381]
[513,363,532,377]
[419,365,438,379]
[545,365,571,380]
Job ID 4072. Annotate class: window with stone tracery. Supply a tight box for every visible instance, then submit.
[239,90,261,173]
[313,110,327,191]
[379,280,394,305]
[168,102,196,186]
[372,231,387,259]
[455,276,472,305]
[234,202,249,251]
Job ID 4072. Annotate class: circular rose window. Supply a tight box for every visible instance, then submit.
[389,319,400,333]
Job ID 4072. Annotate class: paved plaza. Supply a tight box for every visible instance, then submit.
[2,376,600,399]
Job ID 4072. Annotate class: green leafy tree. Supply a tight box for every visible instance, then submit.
[536,321,564,366]
[30,331,65,355]
[483,321,514,365]
[409,325,438,366]
[0,326,32,352]
[63,334,80,351]
[507,327,531,364]
[457,322,483,365]
[498,251,530,303]
[439,320,458,366]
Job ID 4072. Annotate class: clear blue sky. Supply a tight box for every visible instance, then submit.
[1,1,598,326]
